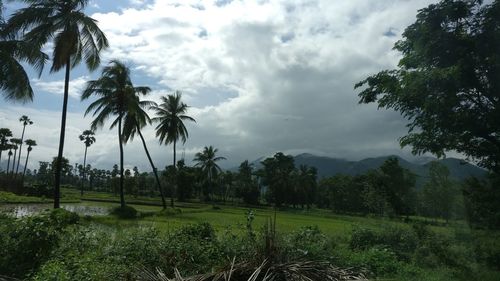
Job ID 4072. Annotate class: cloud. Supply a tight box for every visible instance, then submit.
[32,76,90,99]
[2,0,448,171]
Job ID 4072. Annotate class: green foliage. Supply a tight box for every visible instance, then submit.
[110,205,138,219]
[283,226,332,260]
[0,209,79,278]
[463,174,500,229]
[356,0,500,173]
[350,225,418,261]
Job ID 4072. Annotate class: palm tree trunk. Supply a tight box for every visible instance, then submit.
[137,125,167,209]
[0,150,2,171]
[171,139,176,208]
[15,124,26,175]
[118,114,125,208]
[11,149,17,174]
[7,153,11,173]
[54,59,71,209]
[81,145,88,196]
[22,149,30,180]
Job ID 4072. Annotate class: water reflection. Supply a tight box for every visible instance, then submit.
[0,204,110,218]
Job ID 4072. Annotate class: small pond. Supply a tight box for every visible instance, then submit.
[0,203,110,218]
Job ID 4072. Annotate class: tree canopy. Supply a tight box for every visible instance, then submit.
[356,0,500,173]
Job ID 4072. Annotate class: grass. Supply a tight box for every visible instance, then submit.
[1,187,458,238]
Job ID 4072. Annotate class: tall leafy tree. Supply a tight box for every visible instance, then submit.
[22,139,36,179]
[0,128,13,170]
[9,138,21,174]
[78,129,95,196]
[82,60,142,208]
[260,152,295,207]
[6,0,109,208]
[421,161,457,222]
[236,160,260,205]
[122,93,168,209]
[152,91,195,207]
[193,146,226,201]
[15,115,33,175]
[355,0,500,174]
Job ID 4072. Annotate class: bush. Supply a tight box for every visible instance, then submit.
[175,222,216,241]
[283,226,333,260]
[0,209,79,278]
[111,205,138,219]
[350,225,418,261]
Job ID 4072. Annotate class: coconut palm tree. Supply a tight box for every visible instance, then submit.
[15,115,33,175]
[122,95,168,209]
[0,128,13,170]
[193,146,226,201]
[22,139,36,179]
[0,4,47,103]
[78,130,95,196]
[9,138,21,174]
[5,0,109,208]
[152,91,196,207]
[81,60,143,208]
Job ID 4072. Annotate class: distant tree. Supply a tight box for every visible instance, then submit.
[5,143,14,173]
[378,158,417,216]
[356,0,500,174]
[79,130,96,196]
[260,152,295,207]
[0,128,13,170]
[15,115,33,175]
[236,160,260,205]
[37,161,50,184]
[296,165,317,209]
[193,146,226,201]
[421,161,457,222]
[176,160,198,201]
[9,138,21,174]
[463,173,500,229]
[152,91,196,207]
[359,171,388,215]
[6,0,109,208]
[22,139,36,179]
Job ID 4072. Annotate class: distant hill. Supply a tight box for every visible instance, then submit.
[243,153,487,186]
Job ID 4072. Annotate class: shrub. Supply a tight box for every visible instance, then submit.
[0,209,79,278]
[110,205,138,219]
[350,225,418,261]
[283,226,333,260]
[175,222,216,241]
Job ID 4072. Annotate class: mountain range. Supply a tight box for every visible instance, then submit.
[246,153,487,186]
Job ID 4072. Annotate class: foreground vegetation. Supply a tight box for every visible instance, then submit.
[1,196,499,280]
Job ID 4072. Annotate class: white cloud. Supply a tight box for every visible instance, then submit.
[2,0,450,171]
[32,76,90,99]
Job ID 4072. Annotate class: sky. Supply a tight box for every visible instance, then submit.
[0,0,449,172]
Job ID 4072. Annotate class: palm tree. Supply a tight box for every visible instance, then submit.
[152,91,196,207]
[6,144,14,173]
[9,138,21,174]
[22,139,36,179]
[0,4,47,103]
[0,128,13,170]
[15,115,33,175]
[78,130,95,196]
[6,0,109,208]
[193,146,226,201]
[81,60,142,209]
[123,94,168,209]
